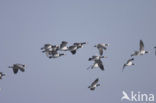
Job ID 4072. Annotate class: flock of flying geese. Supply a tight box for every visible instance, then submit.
[0,40,156,91]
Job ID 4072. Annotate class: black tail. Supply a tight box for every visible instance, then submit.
[97,84,100,87]
[71,50,76,55]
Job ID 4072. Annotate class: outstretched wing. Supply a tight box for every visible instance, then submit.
[97,59,104,71]
[127,58,134,63]
[122,64,126,72]
[140,40,144,51]
[98,48,103,56]
[16,64,25,72]
[16,64,25,69]
[91,78,99,86]
[99,44,107,50]
[60,41,68,48]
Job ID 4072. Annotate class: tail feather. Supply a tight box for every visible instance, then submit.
[8,66,12,68]
[97,84,100,86]
[88,58,92,61]
[71,50,76,55]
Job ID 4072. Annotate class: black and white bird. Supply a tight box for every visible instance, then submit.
[68,45,78,55]
[94,43,109,56]
[131,40,149,57]
[88,78,100,90]
[88,55,107,61]
[154,46,156,56]
[73,42,87,49]
[87,58,104,71]
[0,72,6,79]
[68,42,87,55]
[51,45,59,51]
[59,41,68,51]
[123,58,135,72]
[49,51,65,58]
[41,44,52,53]
[43,44,60,58]
[8,64,25,74]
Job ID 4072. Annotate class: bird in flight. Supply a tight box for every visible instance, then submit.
[59,41,68,51]
[123,58,135,72]
[131,40,149,57]
[8,64,25,74]
[87,58,104,71]
[88,78,100,91]
[94,43,109,56]
[88,55,107,61]
[68,42,87,55]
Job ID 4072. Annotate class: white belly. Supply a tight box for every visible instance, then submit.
[94,63,99,68]
[61,47,68,51]
[140,50,145,54]
[127,62,132,66]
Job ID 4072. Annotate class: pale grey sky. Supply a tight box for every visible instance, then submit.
[0,0,156,103]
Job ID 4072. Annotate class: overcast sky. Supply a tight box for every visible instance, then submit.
[0,0,156,103]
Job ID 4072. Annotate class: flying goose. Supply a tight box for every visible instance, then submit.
[0,72,6,79]
[43,45,60,58]
[59,41,68,51]
[123,58,135,72]
[68,45,78,55]
[8,64,25,74]
[87,59,104,71]
[41,44,52,53]
[88,55,107,61]
[131,40,149,56]
[93,59,104,71]
[73,42,87,49]
[94,43,109,56]
[88,78,100,90]
[49,51,65,58]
